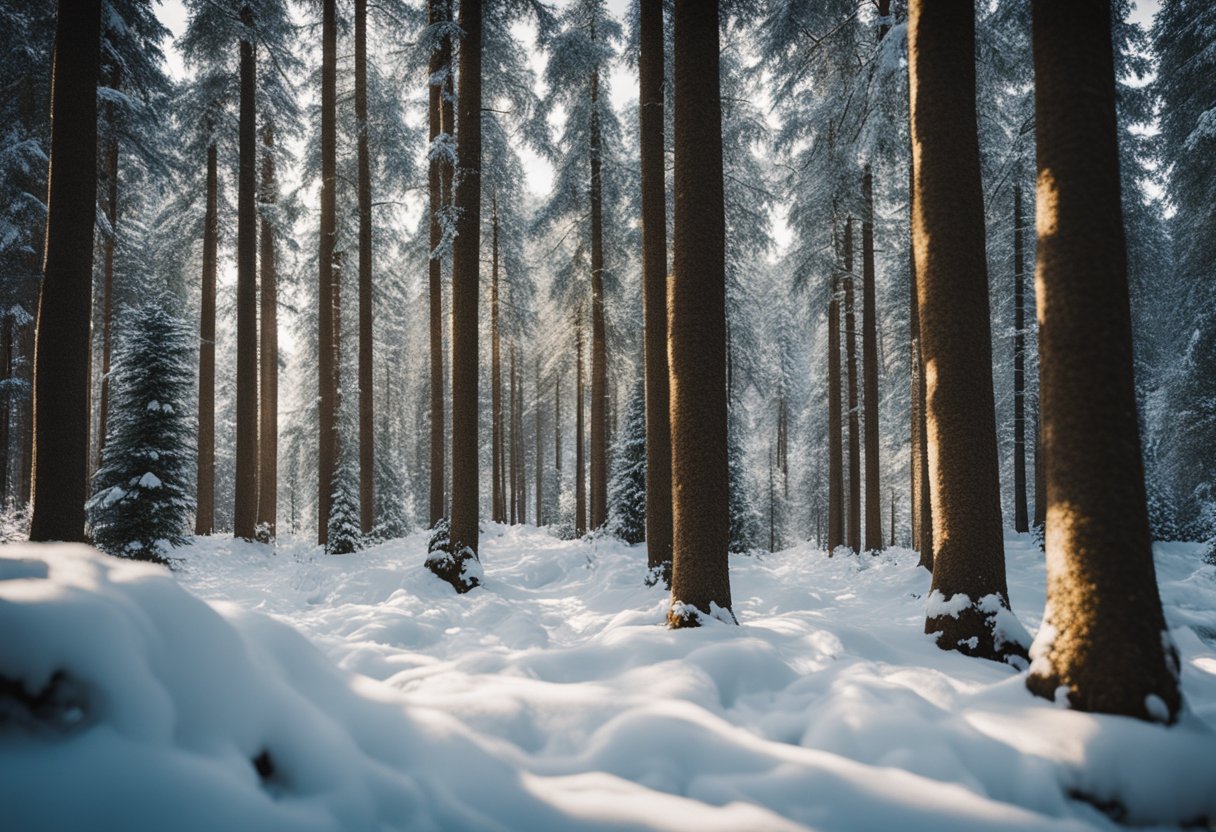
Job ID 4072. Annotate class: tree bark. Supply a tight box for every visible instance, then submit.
[1025,0,1180,722]
[575,309,586,536]
[909,0,1022,662]
[909,129,932,568]
[439,0,481,586]
[589,65,608,533]
[1012,178,1029,533]
[427,0,452,528]
[317,0,338,547]
[828,277,844,553]
[355,0,375,534]
[491,195,505,523]
[30,0,100,542]
[196,142,218,536]
[668,0,732,627]
[862,166,882,551]
[844,217,861,553]
[640,0,672,582]
[233,3,259,541]
[257,124,279,540]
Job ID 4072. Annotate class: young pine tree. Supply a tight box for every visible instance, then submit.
[607,382,646,546]
[88,300,195,563]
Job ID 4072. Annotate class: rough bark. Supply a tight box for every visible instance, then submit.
[909,0,1023,663]
[828,278,844,554]
[589,65,608,533]
[257,124,279,540]
[233,4,259,541]
[1013,179,1029,533]
[575,309,586,536]
[843,217,861,553]
[30,0,100,542]
[434,0,481,589]
[668,0,732,627]
[317,0,338,547]
[862,166,882,551]
[355,0,374,534]
[1025,0,1180,722]
[491,196,505,522]
[640,0,671,581]
[427,0,452,528]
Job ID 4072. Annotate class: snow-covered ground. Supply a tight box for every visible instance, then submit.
[3,527,1215,830]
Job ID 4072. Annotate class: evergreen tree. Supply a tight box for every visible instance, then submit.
[606,382,645,545]
[728,402,761,554]
[88,299,195,562]
[326,446,362,555]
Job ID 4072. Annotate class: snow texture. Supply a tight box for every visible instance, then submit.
[2,531,1215,830]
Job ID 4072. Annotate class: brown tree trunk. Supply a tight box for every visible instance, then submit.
[668,0,732,627]
[909,0,1022,663]
[257,124,279,540]
[1012,178,1029,533]
[535,356,543,525]
[437,0,481,588]
[844,217,861,553]
[233,4,259,541]
[589,66,608,533]
[30,0,100,543]
[862,167,882,552]
[97,75,120,466]
[828,277,844,553]
[196,143,218,535]
[1025,0,1180,722]
[355,0,375,535]
[575,309,586,536]
[909,132,932,568]
[491,195,505,523]
[427,0,452,528]
[640,0,672,581]
[317,0,338,547]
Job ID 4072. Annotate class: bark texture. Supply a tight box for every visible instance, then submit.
[196,144,218,535]
[862,167,882,551]
[257,125,279,539]
[668,0,733,627]
[427,0,452,527]
[317,0,338,546]
[356,0,375,534]
[640,0,672,583]
[1025,0,1180,722]
[909,0,1023,663]
[30,0,100,543]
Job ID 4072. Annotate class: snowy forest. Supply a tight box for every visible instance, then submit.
[2,0,1216,829]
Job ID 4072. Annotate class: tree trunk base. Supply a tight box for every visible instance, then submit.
[925,601,1030,667]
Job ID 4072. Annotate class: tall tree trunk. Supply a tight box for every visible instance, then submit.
[668,0,732,627]
[640,0,671,582]
[257,124,279,540]
[196,143,218,535]
[909,130,932,568]
[233,4,259,541]
[909,0,1022,662]
[30,0,100,542]
[97,73,120,467]
[491,195,504,522]
[589,65,608,532]
[575,309,586,536]
[844,217,861,552]
[535,356,542,525]
[355,0,375,534]
[427,0,452,528]
[1012,178,1029,533]
[509,344,517,525]
[828,277,844,554]
[862,167,882,552]
[437,0,481,588]
[317,0,338,547]
[1025,0,1179,722]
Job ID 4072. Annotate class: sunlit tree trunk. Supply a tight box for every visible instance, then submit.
[909,0,1022,662]
[1025,0,1180,722]
[668,0,732,627]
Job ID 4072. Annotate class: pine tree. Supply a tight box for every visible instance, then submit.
[88,299,195,562]
[607,382,645,546]
[326,447,362,555]
[728,403,761,555]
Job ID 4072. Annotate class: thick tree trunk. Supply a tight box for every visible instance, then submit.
[589,67,608,532]
[30,0,100,543]
[828,279,844,554]
[1025,0,1180,722]
[97,77,119,466]
[843,218,861,553]
[668,0,732,627]
[317,0,338,547]
[909,0,1022,663]
[196,143,218,535]
[355,0,374,535]
[427,0,452,527]
[437,0,481,588]
[257,124,279,540]
[491,196,505,522]
[640,0,671,581]
[1012,179,1029,533]
[575,310,586,536]
[233,4,259,541]
[862,167,882,551]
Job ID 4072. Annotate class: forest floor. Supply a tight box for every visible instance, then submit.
[3,526,1216,830]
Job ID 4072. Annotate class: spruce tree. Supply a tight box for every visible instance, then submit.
[607,382,645,546]
[88,299,195,563]
[326,447,362,555]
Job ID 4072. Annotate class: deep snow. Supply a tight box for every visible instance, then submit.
[2,527,1215,831]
